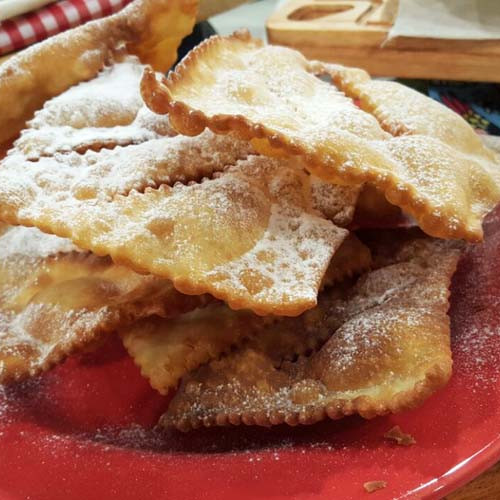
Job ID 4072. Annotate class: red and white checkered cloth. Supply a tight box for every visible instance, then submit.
[0,0,134,56]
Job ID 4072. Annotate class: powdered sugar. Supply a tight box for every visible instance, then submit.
[450,208,500,389]
[0,223,205,383]
[13,58,173,159]
[0,225,79,261]
[160,34,500,240]
[310,176,360,227]
[164,237,460,429]
[30,59,145,129]
[4,130,253,206]
[0,299,110,383]
[0,116,345,317]
[206,203,346,313]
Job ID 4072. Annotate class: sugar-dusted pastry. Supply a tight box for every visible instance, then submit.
[0,0,197,146]
[310,177,361,228]
[320,234,372,287]
[122,234,371,393]
[141,30,500,242]
[161,234,461,430]
[121,305,266,395]
[0,57,353,316]
[0,226,209,383]
[13,58,176,159]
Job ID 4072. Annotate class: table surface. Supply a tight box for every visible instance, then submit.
[447,462,500,499]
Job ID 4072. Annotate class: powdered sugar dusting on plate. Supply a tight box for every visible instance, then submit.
[450,207,500,389]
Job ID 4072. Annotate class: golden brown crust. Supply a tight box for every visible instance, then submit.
[310,176,361,228]
[161,236,461,431]
[0,226,208,384]
[320,234,372,288]
[0,0,197,145]
[13,58,176,159]
[121,305,267,394]
[122,233,370,394]
[0,54,351,317]
[0,155,347,316]
[141,31,500,242]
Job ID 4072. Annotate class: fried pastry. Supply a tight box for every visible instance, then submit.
[353,184,404,227]
[122,234,371,393]
[162,235,461,430]
[320,234,372,288]
[141,30,500,241]
[121,305,266,395]
[0,55,355,316]
[0,0,197,145]
[0,155,349,316]
[14,59,176,160]
[0,226,209,383]
[310,177,361,228]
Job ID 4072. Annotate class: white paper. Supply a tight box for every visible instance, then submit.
[0,0,55,22]
[388,0,500,40]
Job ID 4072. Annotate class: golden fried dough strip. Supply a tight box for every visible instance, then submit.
[122,305,267,394]
[126,0,198,72]
[0,226,208,383]
[55,158,347,316]
[122,295,329,398]
[162,236,461,430]
[310,177,361,228]
[325,64,499,163]
[122,234,370,393]
[1,59,254,203]
[320,234,371,288]
[0,57,349,316]
[0,0,196,145]
[0,156,347,316]
[15,59,175,159]
[141,31,500,241]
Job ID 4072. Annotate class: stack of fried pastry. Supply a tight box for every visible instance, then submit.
[0,1,499,432]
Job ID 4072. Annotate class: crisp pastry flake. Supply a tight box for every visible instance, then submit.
[161,235,461,430]
[14,58,176,160]
[384,425,416,446]
[321,234,372,288]
[0,0,197,145]
[121,305,268,394]
[0,226,208,383]
[141,30,500,241]
[310,176,361,228]
[364,481,387,493]
[122,234,371,393]
[0,58,350,316]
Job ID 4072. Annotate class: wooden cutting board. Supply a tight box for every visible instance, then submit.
[266,0,500,82]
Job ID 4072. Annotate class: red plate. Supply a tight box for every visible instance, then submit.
[1,207,500,500]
